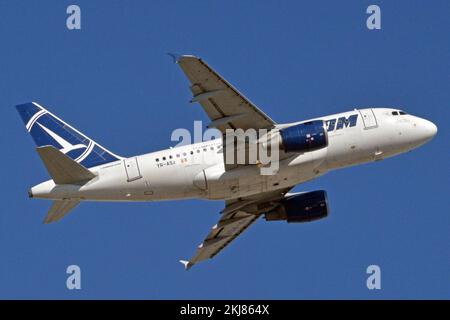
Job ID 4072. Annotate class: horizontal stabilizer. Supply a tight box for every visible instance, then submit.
[45,199,80,224]
[36,146,96,184]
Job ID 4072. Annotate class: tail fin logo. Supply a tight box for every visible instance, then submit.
[36,123,87,155]
[17,102,122,168]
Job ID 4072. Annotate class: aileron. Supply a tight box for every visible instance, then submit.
[177,55,276,132]
[180,188,292,270]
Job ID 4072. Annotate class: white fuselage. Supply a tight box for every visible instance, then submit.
[30,108,437,202]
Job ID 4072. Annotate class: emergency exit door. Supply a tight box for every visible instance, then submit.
[124,157,142,182]
[358,109,378,129]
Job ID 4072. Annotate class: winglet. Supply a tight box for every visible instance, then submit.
[167,53,200,64]
[179,260,193,271]
[167,52,182,64]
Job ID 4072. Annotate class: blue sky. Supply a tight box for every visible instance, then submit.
[0,1,449,299]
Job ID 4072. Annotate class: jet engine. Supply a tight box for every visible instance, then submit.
[264,190,329,223]
[278,120,328,153]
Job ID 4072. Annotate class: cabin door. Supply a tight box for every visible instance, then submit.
[359,109,378,129]
[124,157,142,182]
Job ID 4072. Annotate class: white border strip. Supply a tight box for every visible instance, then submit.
[26,110,47,131]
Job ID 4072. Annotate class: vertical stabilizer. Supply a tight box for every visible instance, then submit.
[16,102,122,168]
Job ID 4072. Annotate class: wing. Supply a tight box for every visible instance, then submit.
[180,188,292,270]
[174,55,276,132]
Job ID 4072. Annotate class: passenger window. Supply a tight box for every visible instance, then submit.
[183,152,187,156]
[203,148,207,152]
[190,151,193,155]
[392,111,398,115]
[210,147,214,150]
[169,155,172,159]
[156,158,159,162]
[176,154,180,158]
[197,150,200,153]
[399,111,407,115]
[162,157,166,161]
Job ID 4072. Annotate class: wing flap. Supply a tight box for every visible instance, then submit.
[181,187,293,270]
[184,212,259,267]
[177,55,276,132]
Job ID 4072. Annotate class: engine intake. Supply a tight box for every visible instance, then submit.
[265,190,329,223]
[279,120,328,153]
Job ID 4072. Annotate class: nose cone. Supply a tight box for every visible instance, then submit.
[387,113,437,155]
[420,119,438,141]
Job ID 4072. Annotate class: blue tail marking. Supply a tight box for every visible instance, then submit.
[16,102,122,168]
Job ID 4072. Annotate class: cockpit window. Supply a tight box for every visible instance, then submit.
[392,110,407,116]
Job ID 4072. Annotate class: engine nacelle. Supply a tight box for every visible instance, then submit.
[279,120,328,153]
[264,190,329,223]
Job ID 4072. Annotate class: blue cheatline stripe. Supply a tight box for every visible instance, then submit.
[16,102,122,168]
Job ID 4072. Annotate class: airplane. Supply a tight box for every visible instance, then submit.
[16,55,437,270]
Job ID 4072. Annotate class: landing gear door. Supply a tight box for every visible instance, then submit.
[359,109,378,129]
[124,157,142,182]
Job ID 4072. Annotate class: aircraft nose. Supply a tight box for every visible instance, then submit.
[421,119,438,140]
